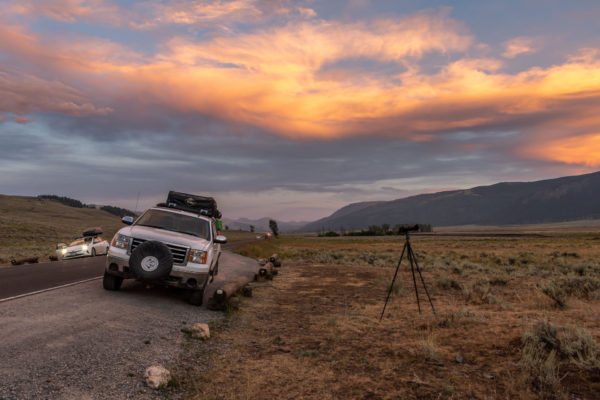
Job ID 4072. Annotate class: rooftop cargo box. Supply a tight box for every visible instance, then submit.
[83,227,103,237]
[159,191,222,218]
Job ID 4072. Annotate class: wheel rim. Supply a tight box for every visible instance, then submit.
[140,256,160,272]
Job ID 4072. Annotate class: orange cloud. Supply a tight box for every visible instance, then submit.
[523,133,600,166]
[502,37,536,58]
[3,5,600,171]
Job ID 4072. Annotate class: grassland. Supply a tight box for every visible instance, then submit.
[173,230,600,399]
[0,195,127,264]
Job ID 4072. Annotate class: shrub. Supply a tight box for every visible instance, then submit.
[560,326,599,368]
[540,281,568,308]
[521,320,561,391]
[521,320,600,392]
[464,279,491,304]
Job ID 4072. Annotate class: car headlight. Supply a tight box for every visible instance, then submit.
[82,245,88,251]
[111,234,131,250]
[188,250,207,264]
[61,248,67,255]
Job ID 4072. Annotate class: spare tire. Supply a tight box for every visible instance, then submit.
[129,240,173,281]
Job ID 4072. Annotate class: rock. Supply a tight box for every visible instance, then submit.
[191,323,210,340]
[241,285,253,297]
[227,296,241,310]
[144,366,170,389]
[483,372,495,379]
[455,354,463,363]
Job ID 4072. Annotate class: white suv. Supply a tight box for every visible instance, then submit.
[103,203,226,306]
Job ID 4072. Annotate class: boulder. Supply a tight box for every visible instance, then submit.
[191,323,210,340]
[144,365,170,389]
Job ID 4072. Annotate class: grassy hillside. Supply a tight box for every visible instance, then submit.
[0,195,125,264]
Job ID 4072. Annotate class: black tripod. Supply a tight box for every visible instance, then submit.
[380,225,436,321]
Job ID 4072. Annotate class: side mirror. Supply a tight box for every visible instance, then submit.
[122,216,134,225]
[214,235,227,244]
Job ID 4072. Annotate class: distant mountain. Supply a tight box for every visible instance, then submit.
[222,217,309,233]
[301,171,600,232]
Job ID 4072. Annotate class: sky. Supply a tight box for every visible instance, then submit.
[1,0,600,221]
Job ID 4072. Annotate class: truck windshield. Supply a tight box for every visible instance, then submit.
[135,209,210,240]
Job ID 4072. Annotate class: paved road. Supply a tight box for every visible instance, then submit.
[0,251,258,400]
[0,241,251,301]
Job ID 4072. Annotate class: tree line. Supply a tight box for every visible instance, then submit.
[318,223,433,237]
[38,195,137,217]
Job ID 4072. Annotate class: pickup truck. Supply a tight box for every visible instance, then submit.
[103,192,226,306]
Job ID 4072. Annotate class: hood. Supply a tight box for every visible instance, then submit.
[119,225,210,250]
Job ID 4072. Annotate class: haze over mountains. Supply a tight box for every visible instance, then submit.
[221,217,309,233]
[300,171,600,232]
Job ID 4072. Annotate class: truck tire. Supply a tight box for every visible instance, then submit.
[103,273,123,290]
[129,241,173,281]
[188,289,204,306]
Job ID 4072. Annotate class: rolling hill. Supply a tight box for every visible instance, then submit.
[301,171,600,232]
[0,195,125,264]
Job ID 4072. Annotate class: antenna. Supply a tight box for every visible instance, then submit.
[134,191,140,214]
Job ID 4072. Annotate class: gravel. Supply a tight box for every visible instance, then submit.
[0,251,258,400]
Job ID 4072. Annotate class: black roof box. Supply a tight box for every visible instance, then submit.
[158,191,222,218]
[83,227,103,237]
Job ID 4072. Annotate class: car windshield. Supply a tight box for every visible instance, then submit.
[135,209,210,240]
[69,239,85,246]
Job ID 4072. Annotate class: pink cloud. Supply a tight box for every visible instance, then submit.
[0,70,113,117]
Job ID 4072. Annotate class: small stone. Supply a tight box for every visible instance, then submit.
[455,354,463,363]
[191,323,210,339]
[483,372,495,379]
[144,366,170,389]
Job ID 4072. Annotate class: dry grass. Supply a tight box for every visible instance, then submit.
[165,230,600,399]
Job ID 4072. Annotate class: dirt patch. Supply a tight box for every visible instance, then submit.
[170,234,600,399]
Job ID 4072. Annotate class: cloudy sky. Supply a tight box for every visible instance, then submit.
[1,0,600,221]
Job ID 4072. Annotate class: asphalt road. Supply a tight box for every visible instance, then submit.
[0,241,250,301]
[0,250,258,400]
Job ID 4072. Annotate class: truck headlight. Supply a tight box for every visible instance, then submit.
[189,250,207,264]
[111,234,131,250]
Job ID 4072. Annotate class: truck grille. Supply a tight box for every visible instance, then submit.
[130,238,189,265]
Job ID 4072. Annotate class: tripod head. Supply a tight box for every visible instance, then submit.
[397,224,419,234]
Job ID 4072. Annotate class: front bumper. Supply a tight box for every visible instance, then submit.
[105,253,209,289]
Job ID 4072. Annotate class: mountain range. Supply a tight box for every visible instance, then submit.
[300,171,600,232]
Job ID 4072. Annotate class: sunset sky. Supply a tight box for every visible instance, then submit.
[1,0,600,221]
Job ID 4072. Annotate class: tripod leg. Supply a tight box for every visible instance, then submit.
[407,243,421,314]
[410,247,437,316]
[379,241,408,321]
